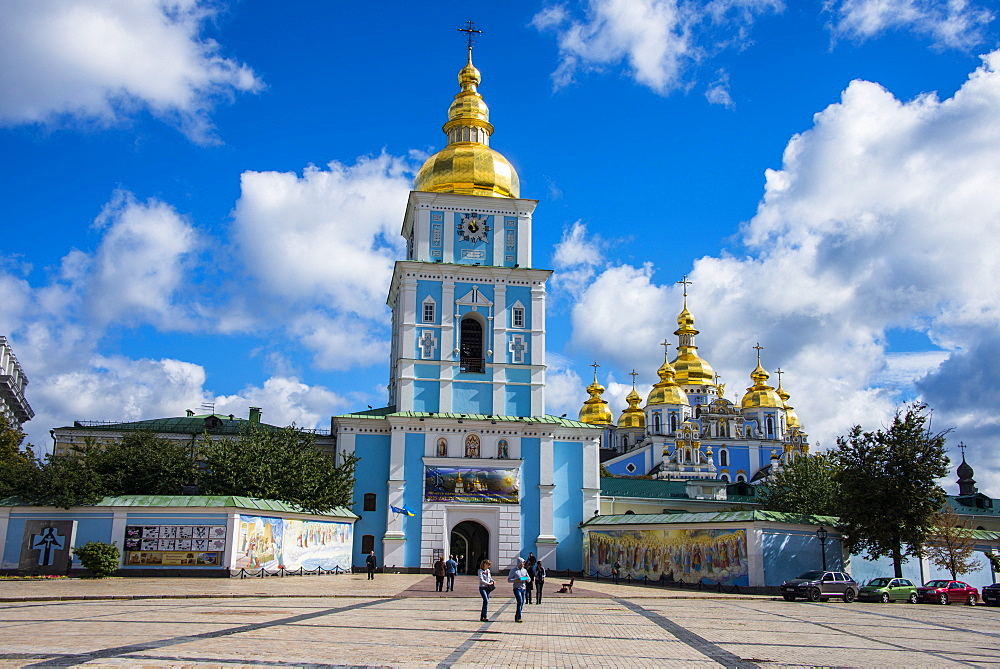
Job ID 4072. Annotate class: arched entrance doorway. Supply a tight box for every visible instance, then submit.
[451,520,489,574]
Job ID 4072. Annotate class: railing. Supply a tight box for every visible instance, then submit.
[460,358,486,373]
[232,565,348,578]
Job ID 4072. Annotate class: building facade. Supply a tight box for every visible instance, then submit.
[0,336,33,429]
[336,47,602,573]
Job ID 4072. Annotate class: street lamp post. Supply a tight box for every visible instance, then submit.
[816,526,828,571]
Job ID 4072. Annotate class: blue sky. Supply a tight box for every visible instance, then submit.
[2,0,999,494]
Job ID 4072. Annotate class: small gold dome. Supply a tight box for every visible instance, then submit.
[646,358,689,407]
[776,383,801,428]
[579,374,613,426]
[414,48,520,198]
[618,387,645,428]
[741,362,784,409]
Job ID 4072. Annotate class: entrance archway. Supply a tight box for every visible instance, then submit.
[451,520,489,575]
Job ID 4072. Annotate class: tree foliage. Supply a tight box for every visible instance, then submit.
[925,508,982,580]
[757,453,842,516]
[88,431,197,496]
[0,415,36,500]
[833,402,950,577]
[200,424,358,512]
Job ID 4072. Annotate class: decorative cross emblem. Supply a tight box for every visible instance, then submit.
[509,335,526,363]
[419,330,438,359]
[31,527,66,567]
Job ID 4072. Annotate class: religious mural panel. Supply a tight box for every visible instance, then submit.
[424,467,519,504]
[234,515,352,571]
[586,528,749,586]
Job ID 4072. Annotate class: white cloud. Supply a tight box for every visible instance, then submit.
[213,377,349,429]
[827,0,994,48]
[532,0,781,93]
[705,69,735,107]
[232,154,411,317]
[0,0,261,142]
[560,49,1000,494]
[87,191,200,328]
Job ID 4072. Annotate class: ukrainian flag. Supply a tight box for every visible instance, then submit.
[391,505,417,517]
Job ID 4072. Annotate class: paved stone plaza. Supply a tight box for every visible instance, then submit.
[0,574,998,667]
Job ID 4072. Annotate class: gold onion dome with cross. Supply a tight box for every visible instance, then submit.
[741,348,784,409]
[645,354,689,407]
[413,46,520,198]
[579,364,613,425]
[670,303,717,387]
[618,371,646,428]
[776,375,801,429]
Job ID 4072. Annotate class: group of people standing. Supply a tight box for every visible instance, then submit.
[433,554,460,591]
[476,552,546,623]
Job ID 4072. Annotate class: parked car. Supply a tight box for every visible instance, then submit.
[858,577,919,603]
[916,580,980,605]
[781,570,859,602]
[981,582,1000,606]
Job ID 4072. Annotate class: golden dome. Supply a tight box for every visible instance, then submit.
[776,382,801,429]
[741,362,784,409]
[579,371,613,426]
[646,357,689,407]
[413,48,520,198]
[618,386,645,428]
[670,304,716,387]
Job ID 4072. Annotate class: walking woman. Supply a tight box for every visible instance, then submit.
[508,557,530,622]
[534,560,546,604]
[477,559,495,622]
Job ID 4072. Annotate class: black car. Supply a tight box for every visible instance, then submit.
[983,582,1000,606]
[781,570,859,602]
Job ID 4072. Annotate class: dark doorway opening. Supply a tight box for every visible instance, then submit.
[451,520,489,574]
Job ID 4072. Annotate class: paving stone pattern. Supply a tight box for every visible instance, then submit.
[0,575,998,667]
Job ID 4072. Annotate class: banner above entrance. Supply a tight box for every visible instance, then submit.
[425,467,519,504]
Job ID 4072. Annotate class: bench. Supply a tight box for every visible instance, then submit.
[558,577,575,593]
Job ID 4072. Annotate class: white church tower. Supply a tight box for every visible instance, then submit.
[334,37,602,575]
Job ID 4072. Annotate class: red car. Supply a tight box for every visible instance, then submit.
[916,579,980,605]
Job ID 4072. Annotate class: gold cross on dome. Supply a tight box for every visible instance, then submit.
[677,274,692,296]
[458,19,482,49]
[775,367,784,386]
[629,369,639,387]
[753,342,763,363]
[590,361,600,382]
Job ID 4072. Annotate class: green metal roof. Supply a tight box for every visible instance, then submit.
[60,414,330,437]
[600,477,691,499]
[0,495,357,519]
[584,510,839,527]
[335,408,602,429]
[947,495,1000,516]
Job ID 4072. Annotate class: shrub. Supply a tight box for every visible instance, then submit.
[72,541,120,578]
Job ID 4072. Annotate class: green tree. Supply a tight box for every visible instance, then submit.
[925,508,982,580]
[89,431,197,496]
[20,446,106,509]
[833,402,950,577]
[0,415,37,499]
[757,453,842,516]
[200,424,358,511]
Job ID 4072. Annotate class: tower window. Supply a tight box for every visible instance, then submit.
[766,415,774,437]
[422,297,436,323]
[363,493,377,511]
[512,305,525,329]
[460,317,485,373]
[361,535,375,554]
[653,412,661,435]
[720,449,728,467]
[670,414,678,433]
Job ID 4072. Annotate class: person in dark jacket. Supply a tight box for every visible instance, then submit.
[433,556,446,592]
[534,561,546,604]
[366,551,377,579]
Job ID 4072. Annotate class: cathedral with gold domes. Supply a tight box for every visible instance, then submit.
[581,285,810,483]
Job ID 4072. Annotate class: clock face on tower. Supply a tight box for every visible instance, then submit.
[457,213,490,243]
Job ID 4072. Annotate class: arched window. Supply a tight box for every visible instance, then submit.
[436,438,447,457]
[460,317,485,373]
[653,412,661,434]
[720,449,729,467]
[766,415,774,437]
[736,474,746,483]
[497,439,509,459]
[670,414,678,433]
[465,434,481,458]
[621,435,629,450]
[363,493,377,511]
[720,473,730,482]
